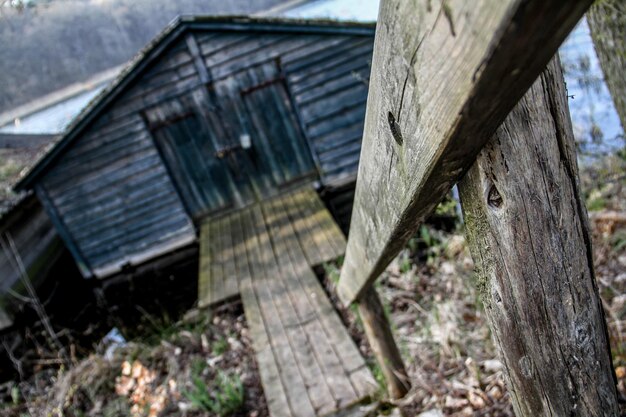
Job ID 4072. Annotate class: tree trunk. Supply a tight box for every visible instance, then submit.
[357,286,409,399]
[587,0,626,132]
[457,57,619,416]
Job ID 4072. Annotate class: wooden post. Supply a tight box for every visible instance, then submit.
[336,0,593,305]
[357,286,409,399]
[457,57,619,416]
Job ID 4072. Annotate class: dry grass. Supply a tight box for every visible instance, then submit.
[1,305,267,417]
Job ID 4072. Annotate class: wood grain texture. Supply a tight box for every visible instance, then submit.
[35,28,372,278]
[458,57,619,416]
[197,189,377,416]
[337,0,593,304]
[357,286,409,400]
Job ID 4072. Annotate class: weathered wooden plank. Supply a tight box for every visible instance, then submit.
[306,110,365,142]
[300,92,366,126]
[284,191,335,265]
[80,213,190,260]
[70,192,180,240]
[263,196,357,412]
[54,169,171,217]
[35,185,92,277]
[284,39,372,78]
[280,192,323,267]
[297,76,368,108]
[47,142,157,197]
[221,214,239,301]
[290,60,370,96]
[457,57,619,416]
[205,35,288,70]
[337,0,594,304]
[210,36,322,83]
[238,208,292,417]
[304,190,346,256]
[271,195,378,401]
[63,184,177,229]
[247,205,317,417]
[357,286,409,399]
[202,217,223,307]
[185,34,211,84]
[281,36,352,69]
[198,221,213,308]
[48,153,163,202]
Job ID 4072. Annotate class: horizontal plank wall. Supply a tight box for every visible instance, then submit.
[39,41,198,277]
[36,24,373,278]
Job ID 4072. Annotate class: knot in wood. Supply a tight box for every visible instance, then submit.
[487,183,503,209]
[388,111,403,146]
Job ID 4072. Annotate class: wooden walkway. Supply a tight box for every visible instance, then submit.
[198,188,378,417]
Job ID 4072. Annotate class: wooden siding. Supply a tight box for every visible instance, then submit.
[36,28,373,278]
[0,195,65,330]
[194,31,374,185]
[39,42,199,277]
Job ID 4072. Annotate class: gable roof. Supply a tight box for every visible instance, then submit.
[14,15,375,191]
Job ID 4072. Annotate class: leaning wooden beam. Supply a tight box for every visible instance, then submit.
[357,286,409,399]
[337,0,593,304]
[458,57,619,415]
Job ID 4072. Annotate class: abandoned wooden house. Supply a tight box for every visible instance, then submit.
[5,0,622,414]
[11,16,380,416]
[15,16,374,279]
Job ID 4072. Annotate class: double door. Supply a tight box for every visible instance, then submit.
[144,61,315,220]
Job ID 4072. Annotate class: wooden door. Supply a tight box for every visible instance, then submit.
[145,61,316,220]
[211,61,316,198]
[143,98,239,220]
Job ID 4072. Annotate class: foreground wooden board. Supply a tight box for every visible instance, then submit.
[337,0,592,304]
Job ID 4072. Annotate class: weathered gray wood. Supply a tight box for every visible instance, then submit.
[185,34,211,84]
[248,205,317,417]
[357,286,409,400]
[271,195,378,401]
[337,0,593,304]
[31,23,373,279]
[239,208,292,417]
[262,197,350,414]
[457,57,619,416]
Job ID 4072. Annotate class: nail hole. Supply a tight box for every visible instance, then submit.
[388,111,403,146]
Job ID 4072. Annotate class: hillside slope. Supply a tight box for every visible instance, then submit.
[0,0,287,113]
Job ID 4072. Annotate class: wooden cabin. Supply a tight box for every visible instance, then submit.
[15,16,375,279]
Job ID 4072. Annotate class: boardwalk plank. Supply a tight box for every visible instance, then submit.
[198,221,212,307]
[262,197,351,413]
[249,205,317,417]
[197,189,377,416]
[304,190,346,256]
[239,208,292,417]
[284,191,334,265]
[274,196,377,399]
[222,215,239,300]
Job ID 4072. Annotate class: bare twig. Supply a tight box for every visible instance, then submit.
[1,232,69,364]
